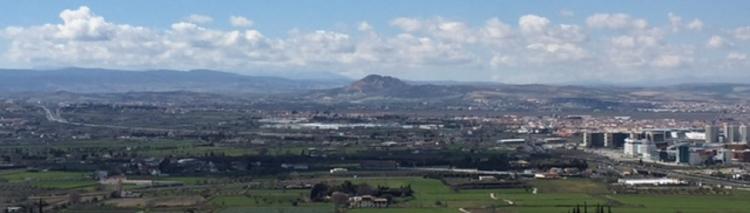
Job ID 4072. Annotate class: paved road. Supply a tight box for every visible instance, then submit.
[39,105,220,134]
[561,150,750,188]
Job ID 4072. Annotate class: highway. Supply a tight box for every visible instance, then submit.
[561,150,750,188]
[39,105,220,134]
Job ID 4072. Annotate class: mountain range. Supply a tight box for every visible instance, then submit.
[0,68,349,93]
[2,68,750,107]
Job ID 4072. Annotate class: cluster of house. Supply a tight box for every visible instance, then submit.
[533,167,583,179]
[348,195,388,208]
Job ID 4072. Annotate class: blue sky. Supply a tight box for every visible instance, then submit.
[3,1,746,34]
[1,1,750,84]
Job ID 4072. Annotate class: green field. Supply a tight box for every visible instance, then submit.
[0,170,97,189]
[257,177,750,213]
[211,189,333,213]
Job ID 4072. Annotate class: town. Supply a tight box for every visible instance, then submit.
[1,90,749,212]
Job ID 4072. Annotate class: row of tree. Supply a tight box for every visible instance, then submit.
[310,181,414,202]
[568,202,612,213]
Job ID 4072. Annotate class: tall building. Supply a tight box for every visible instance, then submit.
[604,133,614,148]
[624,138,657,160]
[645,131,666,143]
[740,124,750,143]
[676,145,690,164]
[723,124,740,143]
[623,138,643,157]
[705,125,719,143]
[582,132,605,148]
[601,132,629,148]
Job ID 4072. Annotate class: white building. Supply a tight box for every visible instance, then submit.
[685,132,706,140]
[349,195,388,208]
[624,138,657,160]
[618,178,686,186]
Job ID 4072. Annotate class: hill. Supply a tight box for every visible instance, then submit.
[0,68,348,93]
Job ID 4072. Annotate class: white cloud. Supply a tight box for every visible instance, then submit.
[480,18,513,44]
[706,35,726,48]
[519,15,549,34]
[390,17,422,32]
[229,16,253,27]
[611,35,636,48]
[733,26,750,40]
[526,42,587,62]
[490,55,514,67]
[667,13,682,32]
[687,19,704,31]
[586,13,645,30]
[185,14,213,24]
[1,6,748,83]
[727,52,747,61]
[56,6,115,40]
[358,22,373,31]
[651,54,687,68]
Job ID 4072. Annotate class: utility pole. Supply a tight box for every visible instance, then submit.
[38,199,43,213]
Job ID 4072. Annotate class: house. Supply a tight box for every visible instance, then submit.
[349,195,388,208]
[478,176,496,181]
[5,207,23,213]
[330,168,348,174]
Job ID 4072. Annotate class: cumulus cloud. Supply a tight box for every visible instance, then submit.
[727,52,747,61]
[480,18,513,44]
[652,54,689,68]
[687,19,704,31]
[229,16,253,27]
[667,13,682,32]
[519,15,549,33]
[0,6,747,83]
[185,14,213,24]
[586,13,646,30]
[56,6,115,40]
[733,26,750,40]
[390,17,422,32]
[706,35,727,48]
[526,42,587,62]
[358,22,373,31]
[667,13,705,32]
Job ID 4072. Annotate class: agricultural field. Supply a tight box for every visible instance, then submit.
[0,169,97,189]
[211,189,333,213]
[233,177,750,213]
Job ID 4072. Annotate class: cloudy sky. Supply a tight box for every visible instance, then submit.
[1,0,749,84]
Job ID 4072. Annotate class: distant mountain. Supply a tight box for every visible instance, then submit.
[4,69,750,109]
[345,74,409,93]
[0,68,350,93]
[307,74,750,111]
[314,74,472,99]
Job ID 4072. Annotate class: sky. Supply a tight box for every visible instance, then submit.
[1,0,750,84]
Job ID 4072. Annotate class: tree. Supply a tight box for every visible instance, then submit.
[310,183,330,202]
[331,192,349,212]
[69,191,81,204]
[355,184,374,196]
[584,202,588,213]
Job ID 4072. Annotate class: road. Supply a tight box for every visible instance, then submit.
[560,150,750,188]
[39,105,220,134]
